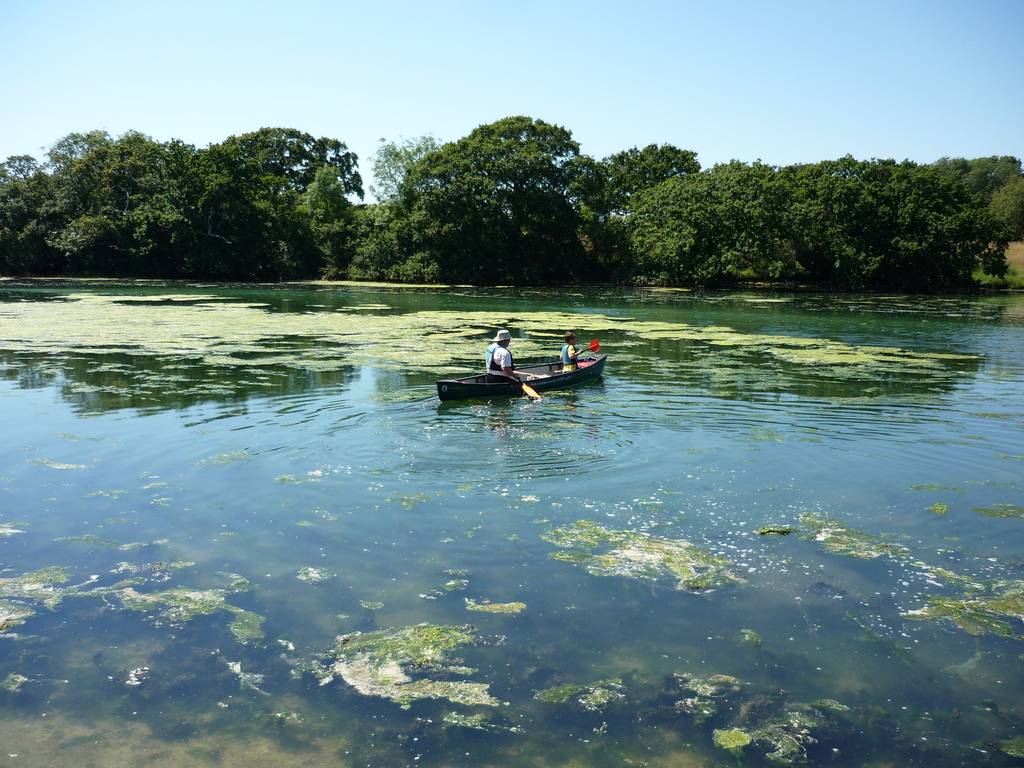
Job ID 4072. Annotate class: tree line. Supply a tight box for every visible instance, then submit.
[1,118,1021,290]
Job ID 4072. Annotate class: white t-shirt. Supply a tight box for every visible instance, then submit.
[492,345,512,371]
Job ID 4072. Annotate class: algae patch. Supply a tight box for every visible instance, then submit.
[973,504,1024,519]
[713,727,752,753]
[799,514,908,560]
[1001,736,1024,758]
[465,598,526,614]
[1,673,29,694]
[320,624,499,708]
[0,601,35,633]
[296,567,332,583]
[903,579,1024,638]
[109,586,265,644]
[542,520,741,591]
[673,673,742,725]
[442,711,522,733]
[534,679,625,712]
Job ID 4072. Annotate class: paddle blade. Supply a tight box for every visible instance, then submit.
[588,338,601,353]
[521,382,542,400]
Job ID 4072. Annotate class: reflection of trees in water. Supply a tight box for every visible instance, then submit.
[0,351,356,415]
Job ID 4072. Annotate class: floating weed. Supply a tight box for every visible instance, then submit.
[911,484,964,493]
[225,659,267,694]
[275,474,301,485]
[387,491,430,509]
[85,489,127,499]
[227,610,267,644]
[197,450,251,466]
[750,709,822,765]
[109,586,264,643]
[0,673,29,694]
[30,458,86,470]
[672,673,742,725]
[973,504,1024,518]
[738,628,762,646]
[757,525,793,536]
[1001,736,1024,758]
[798,514,908,560]
[55,534,119,548]
[542,520,742,591]
[534,679,625,712]
[321,624,499,708]
[465,598,526,614]
[0,567,70,608]
[297,567,332,583]
[441,711,522,733]
[810,699,850,712]
[712,727,752,754]
[0,601,35,633]
[0,294,979,388]
[359,601,384,610]
[903,579,1024,638]
[927,503,950,516]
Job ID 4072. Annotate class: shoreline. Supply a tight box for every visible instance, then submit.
[1,274,1021,295]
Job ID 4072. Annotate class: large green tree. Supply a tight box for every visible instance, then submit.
[786,157,1007,289]
[990,176,1024,240]
[396,116,587,283]
[628,161,794,286]
[0,154,61,274]
[370,135,440,203]
[601,144,701,216]
[41,131,197,276]
[189,127,362,279]
[932,156,1022,201]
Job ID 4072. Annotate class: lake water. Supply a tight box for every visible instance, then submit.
[1,281,1023,767]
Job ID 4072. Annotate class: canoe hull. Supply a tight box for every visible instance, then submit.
[436,355,607,402]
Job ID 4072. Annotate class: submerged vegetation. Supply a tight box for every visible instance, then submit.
[1,121,1019,290]
[534,679,625,711]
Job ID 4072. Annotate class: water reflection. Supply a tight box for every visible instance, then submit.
[1,282,1023,767]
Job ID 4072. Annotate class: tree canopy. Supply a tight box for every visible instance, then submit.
[0,119,1016,291]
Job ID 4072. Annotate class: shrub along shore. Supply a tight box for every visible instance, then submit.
[1,118,1021,292]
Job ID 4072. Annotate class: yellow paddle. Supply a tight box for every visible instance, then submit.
[521,382,542,400]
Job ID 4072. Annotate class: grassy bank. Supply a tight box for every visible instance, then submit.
[978,241,1024,289]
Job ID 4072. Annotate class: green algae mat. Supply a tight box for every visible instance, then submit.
[1,281,1024,767]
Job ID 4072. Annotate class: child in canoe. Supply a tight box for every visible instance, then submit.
[561,332,580,372]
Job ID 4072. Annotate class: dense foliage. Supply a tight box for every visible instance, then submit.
[0,118,1017,290]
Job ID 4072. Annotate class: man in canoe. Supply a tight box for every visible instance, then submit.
[486,329,532,383]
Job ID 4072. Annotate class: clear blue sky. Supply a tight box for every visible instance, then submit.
[3,0,1022,192]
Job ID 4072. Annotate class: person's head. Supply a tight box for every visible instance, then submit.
[565,331,577,344]
[493,329,512,347]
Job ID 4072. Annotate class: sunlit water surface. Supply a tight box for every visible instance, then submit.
[1,281,1023,767]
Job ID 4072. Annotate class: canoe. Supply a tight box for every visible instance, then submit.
[436,354,608,402]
